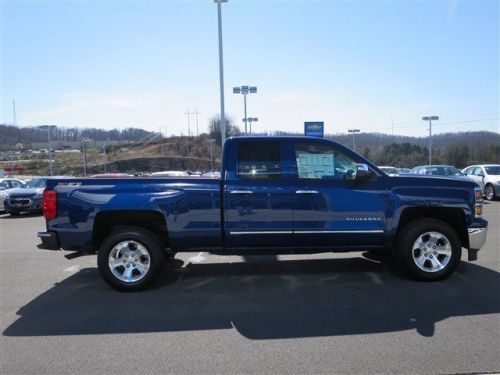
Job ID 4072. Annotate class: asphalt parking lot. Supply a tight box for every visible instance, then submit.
[0,202,499,374]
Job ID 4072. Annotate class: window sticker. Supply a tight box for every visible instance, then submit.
[297,152,335,179]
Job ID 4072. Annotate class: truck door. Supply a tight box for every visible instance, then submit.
[290,140,387,248]
[224,140,293,249]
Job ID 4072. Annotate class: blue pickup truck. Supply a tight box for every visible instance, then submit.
[38,136,488,291]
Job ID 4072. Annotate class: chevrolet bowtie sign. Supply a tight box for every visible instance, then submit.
[304,122,324,138]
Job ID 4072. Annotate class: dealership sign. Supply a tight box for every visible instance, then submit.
[304,122,324,138]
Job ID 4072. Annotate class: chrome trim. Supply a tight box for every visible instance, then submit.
[468,227,488,250]
[295,230,384,234]
[295,190,319,194]
[229,231,293,235]
[230,190,253,194]
[229,230,384,235]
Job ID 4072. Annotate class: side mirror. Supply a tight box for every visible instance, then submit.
[0,186,6,191]
[356,163,373,181]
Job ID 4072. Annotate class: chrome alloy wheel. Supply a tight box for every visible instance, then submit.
[485,185,494,201]
[412,231,452,273]
[108,240,151,283]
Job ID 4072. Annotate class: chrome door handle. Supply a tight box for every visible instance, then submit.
[230,190,253,194]
[296,190,319,194]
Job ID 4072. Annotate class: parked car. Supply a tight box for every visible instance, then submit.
[202,171,221,178]
[151,171,189,177]
[0,178,26,213]
[397,168,412,174]
[4,176,71,215]
[409,165,471,180]
[378,166,399,176]
[38,136,488,291]
[462,164,500,200]
[90,173,131,178]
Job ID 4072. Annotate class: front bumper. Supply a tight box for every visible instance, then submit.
[37,231,60,250]
[468,227,488,250]
[5,197,42,213]
[467,220,488,261]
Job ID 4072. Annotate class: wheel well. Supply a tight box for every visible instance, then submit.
[93,210,168,252]
[397,207,468,248]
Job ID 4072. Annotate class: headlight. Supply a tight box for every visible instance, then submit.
[474,187,483,218]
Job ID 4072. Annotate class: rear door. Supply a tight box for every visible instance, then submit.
[290,140,388,248]
[224,140,293,249]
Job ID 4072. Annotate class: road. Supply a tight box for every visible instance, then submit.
[0,202,499,374]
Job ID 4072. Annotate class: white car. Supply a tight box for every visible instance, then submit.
[151,171,189,177]
[378,166,399,176]
[0,178,26,212]
[462,164,500,200]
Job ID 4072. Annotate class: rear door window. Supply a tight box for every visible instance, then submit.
[237,141,282,180]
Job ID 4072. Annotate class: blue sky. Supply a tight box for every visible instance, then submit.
[1,0,498,137]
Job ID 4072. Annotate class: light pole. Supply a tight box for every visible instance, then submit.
[39,125,56,176]
[214,0,228,146]
[233,85,257,134]
[422,116,439,165]
[209,138,215,171]
[243,117,258,134]
[348,129,360,152]
[81,138,92,176]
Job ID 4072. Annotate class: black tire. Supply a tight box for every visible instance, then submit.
[484,184,496,201]
[97,226,163,292]
[396,218,462,281]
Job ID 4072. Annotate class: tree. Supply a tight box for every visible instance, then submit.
[208,115,241,146]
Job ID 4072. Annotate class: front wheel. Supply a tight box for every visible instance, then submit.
[97,226,163,291]
[396,218,462,281]
[484,184,495,201]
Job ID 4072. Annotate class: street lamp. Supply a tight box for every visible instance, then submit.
[233,85,257,134]
[209,138,215,171]
[214,0,228,146]
[422,116,439,165]
[348,129,360,152]
[81,138,92,176]
[243,117,258,134]
[39,125,56,176]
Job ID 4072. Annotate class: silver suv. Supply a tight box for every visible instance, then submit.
[462,165,500,201]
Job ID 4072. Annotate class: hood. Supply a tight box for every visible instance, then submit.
[7,187,44,198]
[392,174,478,188]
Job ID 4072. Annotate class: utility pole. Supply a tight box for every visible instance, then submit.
[12,99,17,126]
[214,0,228,146]
[193,108,202,136]
[348,129,360,152]
[422,116,439,165]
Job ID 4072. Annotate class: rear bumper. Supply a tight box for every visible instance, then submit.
[37,231,60,250]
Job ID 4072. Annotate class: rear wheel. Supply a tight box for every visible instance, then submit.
[396,218,461,281]
[484,184,495,201]
[97,226,163,291]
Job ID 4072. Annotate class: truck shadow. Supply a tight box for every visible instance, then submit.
[3,257,500,340]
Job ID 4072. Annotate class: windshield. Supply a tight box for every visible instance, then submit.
[23,178,47,189]
[426,167,464,176]
[484,166,500,175]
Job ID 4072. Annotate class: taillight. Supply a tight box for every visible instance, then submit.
[43,189,57,219]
